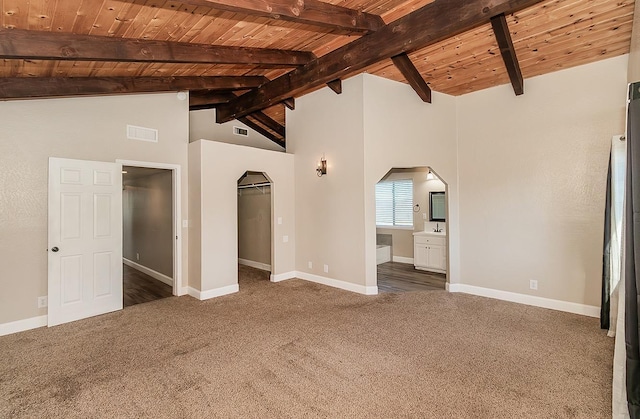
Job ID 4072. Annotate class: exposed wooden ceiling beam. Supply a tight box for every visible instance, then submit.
[0,76,267,100]
[327,79,343,95]
[391,54,432,103]
[249,111,286,138]
[490,14,524,95]
[283,98,295,110]
[189,91,238,111]
[216,0,544,123]
[238,115,285,148]
[0,28,314,67]
[171,0,384,33]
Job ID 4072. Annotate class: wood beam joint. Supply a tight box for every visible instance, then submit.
[283,98,295,110]
[327,79,342,94]
[490,13,524,95]
[391,54,431,103]
[215,0,544,123]
[238,115,285,149]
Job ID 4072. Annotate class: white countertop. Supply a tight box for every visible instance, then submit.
[413,231,447,237]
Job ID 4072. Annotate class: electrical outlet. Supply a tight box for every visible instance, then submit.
[37,296,48,308]
[422,213,427,220]
[308,261,313,269]
[529,280,538,290]
[182,220,189,228]
[278,217,283,225]
[283,235,289,243]
[324,264,329,273]
[136,253,140,261]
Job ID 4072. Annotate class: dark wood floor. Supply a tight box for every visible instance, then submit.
[123,264,173,307]
[377,261,446,293]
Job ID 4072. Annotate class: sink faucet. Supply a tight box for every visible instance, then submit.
[433,223,442,233]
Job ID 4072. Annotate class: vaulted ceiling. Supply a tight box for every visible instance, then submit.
[0,0,635,147]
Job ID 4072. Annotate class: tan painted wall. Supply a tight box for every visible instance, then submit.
[123,170,174,277]
[362,74,460,288]
[0,93,189,325]
[457,54,628,306]
[287,76,367,285]
[189,140,294,292]
[238,186,272,266]
[287,75,458,289]
[190,109,285,152]
[629,2,640,83]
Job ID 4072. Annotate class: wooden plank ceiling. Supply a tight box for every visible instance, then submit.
[0,0,635,147]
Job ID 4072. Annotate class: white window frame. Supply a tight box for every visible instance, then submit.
[375,178,414,230]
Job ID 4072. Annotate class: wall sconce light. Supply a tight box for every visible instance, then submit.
[426,170,435,181]
[317,156,327,177]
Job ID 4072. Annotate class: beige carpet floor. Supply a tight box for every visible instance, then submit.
[1,266,613,418]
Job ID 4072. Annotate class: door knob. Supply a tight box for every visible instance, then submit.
[51,247,59,252]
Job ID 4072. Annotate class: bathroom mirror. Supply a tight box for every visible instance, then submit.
[429,192,446,222]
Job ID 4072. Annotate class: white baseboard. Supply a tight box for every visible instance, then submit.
[238,258,271,272]
[188,284,239,301]
[447,283,600,318]
[178,286,189,296]
[270,271,296,282]
[123,258,173,287]
[0,315,47,337]
[295,271,378,295]
[392,256,414,264]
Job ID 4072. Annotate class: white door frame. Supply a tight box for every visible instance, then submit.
[117,159,184,296]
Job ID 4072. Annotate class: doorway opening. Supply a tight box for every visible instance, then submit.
[119,160,183,307]
[237,171,273,287]
[375,167,449,293]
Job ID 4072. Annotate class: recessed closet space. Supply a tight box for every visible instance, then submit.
[237,171,273,284]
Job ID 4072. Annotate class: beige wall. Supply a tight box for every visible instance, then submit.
[238,186,272,266]
[123,170,174,277]
[362,74,459,288]
[287,76,368,286]
[376,170,446,259]
[0,93,189,325]
[189,140,295,292]
[287,74,459,290]
[457,54,628,306]
[629,2,640,82]
[190,109,285,152]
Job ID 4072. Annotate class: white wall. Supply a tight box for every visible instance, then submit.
[189,140,295,295]
[190,109,285,152]
[363,74,459,288]
[457,54,628,307]
[0,93,189,325]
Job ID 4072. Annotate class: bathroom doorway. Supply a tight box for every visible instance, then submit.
[237,171,273,286]
[375,166,449,292]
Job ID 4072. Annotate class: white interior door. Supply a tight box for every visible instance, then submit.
[48,157,123,327]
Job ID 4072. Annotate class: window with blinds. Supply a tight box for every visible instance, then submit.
[375,179,413,228]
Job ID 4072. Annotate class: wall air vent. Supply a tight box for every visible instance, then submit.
[233,126,249,137]
[127,125,158,143]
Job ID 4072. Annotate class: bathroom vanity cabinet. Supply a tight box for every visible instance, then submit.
[413,232,446,273]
